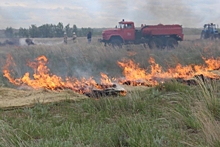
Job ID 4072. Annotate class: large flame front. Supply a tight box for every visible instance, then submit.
[3,55,220,94]
[117,57,220,86]
[3,55,116,95]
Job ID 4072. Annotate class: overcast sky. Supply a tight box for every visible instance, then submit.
[0,0,220,29]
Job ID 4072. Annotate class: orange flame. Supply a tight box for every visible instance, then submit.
[117,57,220,86]
[3,55,121,95]
[3,55,20,85]
[4,55,220,94]
[100,72,113,85]
[117,58,157,86]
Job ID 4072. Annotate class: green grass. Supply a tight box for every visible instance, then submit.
[1,79,220,146]
[1,37,220,146]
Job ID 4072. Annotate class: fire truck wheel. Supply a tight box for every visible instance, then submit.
[111,39,122,48]
[166,38,178,49]
[148,38,163,49]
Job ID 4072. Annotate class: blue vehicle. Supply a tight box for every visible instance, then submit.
[201,23,220,39]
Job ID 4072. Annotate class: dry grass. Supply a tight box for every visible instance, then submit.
[183,35,200,41]
[192,102,220,146]
[0,87,87,109]
[189,78,220,146]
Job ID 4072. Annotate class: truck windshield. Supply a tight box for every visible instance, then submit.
[117,23,124,28]
[117,23,131,29]
[204,24,218,34]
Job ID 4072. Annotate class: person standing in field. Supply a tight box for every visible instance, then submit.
[87,31,92,43]
[72,32,77,43]
[64,32,67,44]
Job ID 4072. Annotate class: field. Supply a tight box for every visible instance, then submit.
[1,35,220,146]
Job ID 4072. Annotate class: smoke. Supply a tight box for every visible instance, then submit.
[19,38,63,46]
[19,38,28,46]
[33,40,63,46]
[142,0,203,27]
[73,65,101,82]
[74,68,94,79]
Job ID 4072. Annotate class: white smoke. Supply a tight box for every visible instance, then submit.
[33,40,63,46]
[19,38,63,46]
[19,38,28,46]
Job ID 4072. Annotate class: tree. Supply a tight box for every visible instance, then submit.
[65,24,71,37]
[18,28,29,37]
[38,24,55,38]
[29,25,39,38]
[78,27,93,37]
[55,22,64,37]
[9,22,87,38]
[5,27,14,38]
[73,24,78,35]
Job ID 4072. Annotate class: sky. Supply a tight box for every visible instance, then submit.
[0,0,220,29]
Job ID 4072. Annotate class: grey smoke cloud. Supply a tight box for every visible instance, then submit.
[141,0,203,27]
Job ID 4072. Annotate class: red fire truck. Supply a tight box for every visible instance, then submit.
[99,20,184,48]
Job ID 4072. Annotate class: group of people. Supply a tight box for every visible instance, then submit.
[63,31,92,44]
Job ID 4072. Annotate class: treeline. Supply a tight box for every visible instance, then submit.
[4,22,102,38]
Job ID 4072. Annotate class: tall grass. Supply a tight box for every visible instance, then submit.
[0,120,30,147]
[192,101,220,147]
[192,78,220,146]
[195,78,220,118]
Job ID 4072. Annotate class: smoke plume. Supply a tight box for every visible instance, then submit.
[143,0,203,27]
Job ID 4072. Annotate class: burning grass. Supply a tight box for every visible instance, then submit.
[1,37,220,107]
[117,56,220,86]
[3,53,220,96]
[2,55,126,99]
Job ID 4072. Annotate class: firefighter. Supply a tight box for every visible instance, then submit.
[87,31,92,43]
[72,32,77,43]
[64,32,67,44]
[25,38,34,45]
